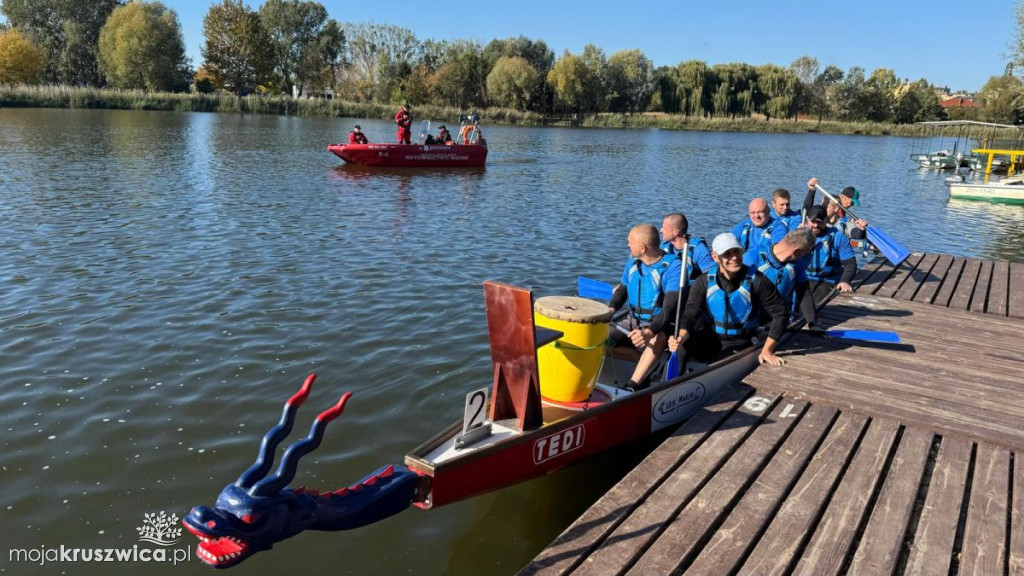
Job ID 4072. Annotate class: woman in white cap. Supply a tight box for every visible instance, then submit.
[668,232,790,366]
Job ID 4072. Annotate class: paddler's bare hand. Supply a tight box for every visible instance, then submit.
[854,218,868,230]
[758,349,785,366]
[836,282,853,292]
[807,177,819,191]
[629,328,654,348]
[668,330,689,352]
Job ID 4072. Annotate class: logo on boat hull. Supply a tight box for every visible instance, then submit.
[651,382,706,428]
[533,424,585,465]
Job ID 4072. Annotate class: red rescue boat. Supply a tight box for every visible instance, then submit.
[327,142,487,167]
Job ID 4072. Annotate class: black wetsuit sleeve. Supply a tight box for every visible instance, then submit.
[796,281,817,325]
[648,290,679,335]
[609,285,627,311]
[679,275,708,334]
[753,275,789,341]
[802,187,817,214]
[839,257,857,284]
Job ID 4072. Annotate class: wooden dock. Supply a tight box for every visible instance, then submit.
[520,254,1024,576]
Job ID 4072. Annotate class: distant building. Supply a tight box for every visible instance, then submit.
[292,85,335,99]
[940,96,979,109]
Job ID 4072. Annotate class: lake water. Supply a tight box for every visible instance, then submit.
[1,108,1022,576]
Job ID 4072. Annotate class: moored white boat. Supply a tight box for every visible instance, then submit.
[947,174,1024,204]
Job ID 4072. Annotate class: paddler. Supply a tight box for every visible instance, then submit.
[607,224,682,391]
[754,228,817,324]
[348,124,368,144]
[732,198,786,266]
[668,232,790,366]
[770,188,803,232]
[659,212,715,280]
[804,204,858,302]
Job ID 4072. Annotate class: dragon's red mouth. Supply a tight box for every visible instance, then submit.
[185,523,251,567]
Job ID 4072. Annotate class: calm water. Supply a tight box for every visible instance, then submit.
[1,109,1022,576]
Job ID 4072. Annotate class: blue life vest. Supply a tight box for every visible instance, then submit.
[756,251,796,302]
[705,266,759,337]
[738,221,776,252]
[626,255,673,323]
[807,229,840,281]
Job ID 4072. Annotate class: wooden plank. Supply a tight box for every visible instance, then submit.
[932,257,966,308]
[969,260,993,314]
[904,436,973,576]
[734,412,870,576]
[681,405,839,576]
[1011,452,1024,576]
[949,258,983,311]
[518,384,754,576]
[791,418,900,576]
[893,252,939,303]
[912,253,954,305]
[959,442,1010,576]
[987,260,1011,317]
[571,391,782,576]
[626,400,810,576]
[852,256,893,293]
[875,253,924,299]
[848,427,933,576]
[1010,262,1024,319]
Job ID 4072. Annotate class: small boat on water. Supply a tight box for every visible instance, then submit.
[184,280,813,567]
[328,114,488,168]
[911,150,960,169]
[947,174,1024,204]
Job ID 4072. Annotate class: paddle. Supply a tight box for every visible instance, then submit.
[799,328,901,343]
[663,240,689,381]
[815,184,911,266]
[577,276,614,301]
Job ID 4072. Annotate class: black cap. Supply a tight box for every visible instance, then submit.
[354,124,361,130]
[806,205,827,221]
[438,125,446,129]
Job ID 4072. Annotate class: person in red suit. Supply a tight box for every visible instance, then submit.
[394,105,412,144]
[348,125,368,144]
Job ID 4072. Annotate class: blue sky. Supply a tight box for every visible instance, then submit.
[6,0,1018,91]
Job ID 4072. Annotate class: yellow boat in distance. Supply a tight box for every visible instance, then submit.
[914,120,1024,204]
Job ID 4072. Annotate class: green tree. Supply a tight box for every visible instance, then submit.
[676,60,713,117]
[486,55,538,110]
[979,74,1024,123]
[1,0,118,85]
[579,44,607,113]
[548,50,594,113]
[605,49,653,113]
[711,63,758,118]
[259,0,343,95]
[201,0,275,94]
[816,65,844,121]
[429,42,486,108]
[0,28,45,84]
[482,36,553,112]
[344,22,418,101]
[98,1,190,91]
[757,64,800,120]
[790,55,819,117]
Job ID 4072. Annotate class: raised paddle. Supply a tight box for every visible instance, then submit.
[663,240,689,381]
[577,276,614,301]
[815,184,910,267]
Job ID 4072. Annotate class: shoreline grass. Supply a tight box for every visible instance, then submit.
[0,84,1008,138]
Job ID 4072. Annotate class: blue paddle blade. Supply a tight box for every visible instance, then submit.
[577,276,613,301]
[865,226,910,267]
[664,351,681,382]
[825,329,901,343]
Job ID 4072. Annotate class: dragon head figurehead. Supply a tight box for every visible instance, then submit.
[184,374,422,568]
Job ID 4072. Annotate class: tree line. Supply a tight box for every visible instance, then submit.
[2,0,1023,125]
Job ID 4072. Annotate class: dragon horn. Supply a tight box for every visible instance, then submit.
[235,374,316,489]
[248,392,352,496]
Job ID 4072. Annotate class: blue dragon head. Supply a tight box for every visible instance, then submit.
[183,375,422,568]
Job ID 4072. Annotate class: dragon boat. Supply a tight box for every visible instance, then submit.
[184,281,808,568]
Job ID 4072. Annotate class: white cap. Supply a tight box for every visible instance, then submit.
[712,232,742,255]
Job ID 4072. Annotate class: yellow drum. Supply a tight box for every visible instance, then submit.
[534,296,612,402]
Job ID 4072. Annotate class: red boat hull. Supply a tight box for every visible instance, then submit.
[327,143,487,167]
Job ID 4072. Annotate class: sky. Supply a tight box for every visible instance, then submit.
[4,0,1018,91]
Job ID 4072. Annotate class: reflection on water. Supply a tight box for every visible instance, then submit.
[0,108,1022,576]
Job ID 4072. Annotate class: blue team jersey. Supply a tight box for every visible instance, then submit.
[735,217,787,267]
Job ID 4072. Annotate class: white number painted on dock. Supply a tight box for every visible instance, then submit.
[533,424,585,465]
[462,388,488,434]
[743,396,771,413]
[779,403,797,418]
